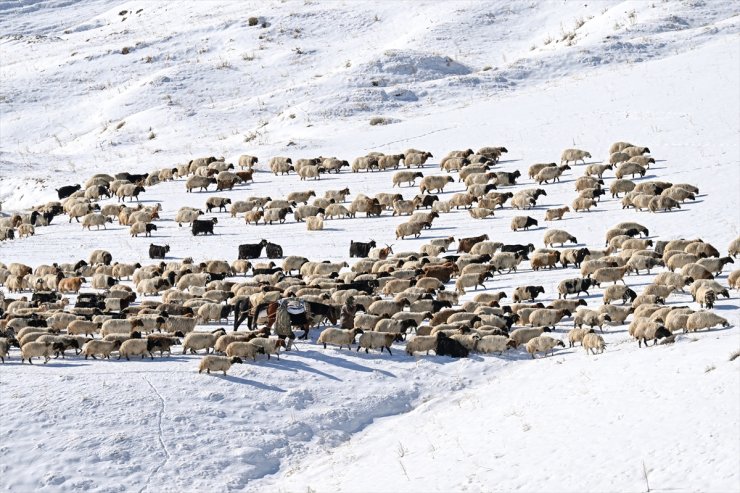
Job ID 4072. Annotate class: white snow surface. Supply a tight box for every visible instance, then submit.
[1,1,739,492]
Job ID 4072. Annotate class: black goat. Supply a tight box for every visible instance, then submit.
[349,240,377,258]
[192,218,218,236]
[149,243,170,259]
[238,239,268,259]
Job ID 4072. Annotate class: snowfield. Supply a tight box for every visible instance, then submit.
[1,1,739,492]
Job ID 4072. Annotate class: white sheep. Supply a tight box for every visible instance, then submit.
[535,164,570,184]
[81,340,121,359]
[405,334,438,355]
[182,329,227,354]
[572,197,597,212]
[574,310,611,331]
[509,327,551,347]
[609,152,631,165]
[469,208,494,219]
[615,162,646,179]
[306,214,324,231]
[685,312,730,332]
[561,149,591,165]
[419,175,454,194]
[395,221,426,240]
[567,327,592,348]
[529,309,570,327]
[525,336,565,358]
[225,341,262,361]
[450,334,481,351]
[357,331,396,355]
[592,266,631,285]
[249,337,287,360]
[67,320,100,337]
[118,339,154,360]
[543,229,577,247]
[21,341,54,364]
[317,328,364,350]
[199,355,244,375]
[476,335,516,354]
[582,333,606,355]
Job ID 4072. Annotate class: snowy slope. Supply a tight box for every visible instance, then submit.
[1,1,739,492]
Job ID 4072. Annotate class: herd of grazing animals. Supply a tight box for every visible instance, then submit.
[0,141,737,371]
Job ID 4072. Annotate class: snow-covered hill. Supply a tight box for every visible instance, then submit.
[1,1,739,492]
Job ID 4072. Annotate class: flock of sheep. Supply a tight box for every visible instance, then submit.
[0,141,738,373]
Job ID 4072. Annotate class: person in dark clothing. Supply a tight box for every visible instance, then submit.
[339,296,358,329]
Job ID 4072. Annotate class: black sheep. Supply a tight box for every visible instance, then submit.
[56,184,81,200]
[349,240,377,258]
[149,243,170,259]
[435,332,469,358]
[238,239,268,259]
[265,242,283,259]
[192,218,218,236]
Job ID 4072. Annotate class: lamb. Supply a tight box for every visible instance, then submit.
[405,334,438,355]
[535,164,570,184]
[561,149,591,165]
[529,309,571,327]
[225,341,263,361]
[544,206,570,221]
[615,162,647,179]
[591,265,631,285]
[395,221,427,240]
[198,355,244,375]
[582,333,606,355]
[419,175,455,194]
[525,336,565,358]
[357,331,396,355]
[512,285,545,302]
[572,197,598,212]
[81,213,113,231]
[543,229,577,247]
[58,276,85,294]
[182,328,227,354]
[685,311,729,332]
[574,310,611,331]
[511,216,538,231]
